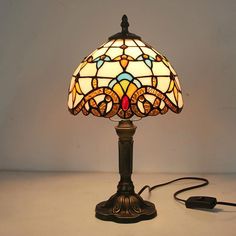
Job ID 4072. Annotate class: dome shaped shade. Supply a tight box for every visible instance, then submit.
[68,38,183,119]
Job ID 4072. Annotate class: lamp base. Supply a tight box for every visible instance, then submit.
[95,192,157,223]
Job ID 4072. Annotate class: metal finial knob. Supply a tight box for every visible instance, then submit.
[121,15,129,34]
[108,15,141,40]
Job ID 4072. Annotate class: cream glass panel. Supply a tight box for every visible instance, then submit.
[98,78,111,87]
[167,91,177,105]
[168,63,177,75]
[92,48,108,59]
[103,40,115,47]
[157,77,170,93]
[125,39,137,46]
[134,39,145,46]
[160,100,165,109]
[112,39,123,46]
[142,47,157,58]
[84,49,97,62]
[144,94,156,104]
[85,101,89,110]
[138,77,152,86]
[74,94,84,107]
[125,47,142,58]
[152,62,170,76]
[175,76,182,91]
[150,47,162,56]
[79,78,92,94]
[73,61,86,76]
[138,101,144,113]
[79,63,97,76]
[178,93,184,108]
[97,62,123,77]
[105,48,123,59]
[94,94,105,104]
[106,102,112,112]
[126,61,152,77]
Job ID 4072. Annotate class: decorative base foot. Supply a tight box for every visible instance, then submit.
[95,192,157,223]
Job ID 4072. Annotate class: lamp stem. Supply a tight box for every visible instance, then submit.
[95,119,156,223]
[116,120,136,193]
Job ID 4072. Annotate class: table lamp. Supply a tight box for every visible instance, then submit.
[67,15,183,223]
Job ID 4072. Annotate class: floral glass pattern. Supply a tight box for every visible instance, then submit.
[68,38,183,119]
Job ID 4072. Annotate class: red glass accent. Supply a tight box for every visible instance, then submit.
[121,95,129,111]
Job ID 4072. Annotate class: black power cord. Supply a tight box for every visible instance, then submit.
[138,177,236,210]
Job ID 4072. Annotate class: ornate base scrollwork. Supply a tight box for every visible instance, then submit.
[95,192,157,223]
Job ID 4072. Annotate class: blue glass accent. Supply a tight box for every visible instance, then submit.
[108,80,117,88]
[136,55,143,61]
[144,59,152,68]
[96,60,104,69]
[104,56,111,61]
[117,72,133,82]
[94,57,100,62]
[133,79,142,88]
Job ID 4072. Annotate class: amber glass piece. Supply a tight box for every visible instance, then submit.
[82,108,89,116]
[173,87,178,101]
[120,44,128,49]
[156,55,162,62]
[152,77,157,87]
[120,80,129,92]
[99,102,107,115]
[131,88,146,103]
[105,104,119,118]
[75,82,82,94]
[69,77,75,92]
[149,109,159,116]
[72,87,76,102]
[89,99,97,108]
[92,78,98,89]
[105,95,111,102]
[113,84,124,98]
[161,106,168,114]
[153,98,160,108]
[114,56,121,61]
[118,109,124,118]
[131,104,145,117]
[104,88,119,103]
[91,109,101,117]
[126,83,137,98]
[139,95,145,102]
[121,59,128,68]
[125,108,132,118]
[168,80,174,92]
[143,101,151,113]
[87,56,93,62]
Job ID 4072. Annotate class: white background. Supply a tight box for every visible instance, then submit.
[0,0,236,173]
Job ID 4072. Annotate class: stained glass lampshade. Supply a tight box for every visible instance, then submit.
[67,15,183,223]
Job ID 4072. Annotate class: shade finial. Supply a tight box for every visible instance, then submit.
[121,15,129,34]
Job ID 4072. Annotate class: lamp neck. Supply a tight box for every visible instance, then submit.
[115,120,137,193]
